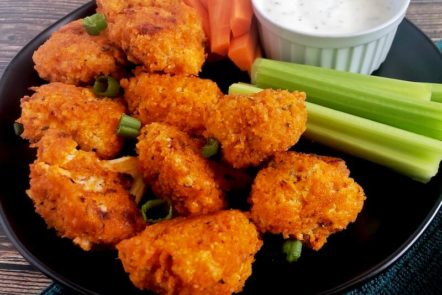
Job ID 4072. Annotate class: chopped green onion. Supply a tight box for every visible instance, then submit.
[117,114,141,138]
[229,83,442,183]
[13,122,23,136]
[119,114,142,130]
[83,13,107,36]
[202,137,220,158]
[282,239,302,263]
[140,199,173,223]
[93,76,120,97]
[117,125,140,138]
[251,58,442,140]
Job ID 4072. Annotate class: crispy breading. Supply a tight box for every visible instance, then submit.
[105,2,206,75]
[117,210,262,295]
[27,131,145,251]
[137,123,226,216]
[205,89,307,168]
[249,152,366,250]
[96,0,145,19]
[96,0,177,20]
[32,20,126,85]
[121,73,222,135]
[17,82,125,159]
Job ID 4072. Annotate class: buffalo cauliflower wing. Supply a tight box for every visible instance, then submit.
[33,20,126,85]
[117,210,262,295]
[121,72,222,135]
[27,131,145,251]
[17,82,125,159]
[137,123,226,216]
[205,89,307,168]
[249,152,366,250]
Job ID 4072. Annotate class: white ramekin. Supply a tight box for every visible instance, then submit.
[252,0,411,74]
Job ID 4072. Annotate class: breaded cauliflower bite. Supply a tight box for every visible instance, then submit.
[117,210,262,295]
[104,1,206,75]
[27,131,145,251]
[137,123,226,216]
[121,73,222,135]
[33,20,126,85]
[205,89,307,168]
[249,152,366,250]
[17,83,125,159]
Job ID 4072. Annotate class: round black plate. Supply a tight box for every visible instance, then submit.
[0,2,441,295]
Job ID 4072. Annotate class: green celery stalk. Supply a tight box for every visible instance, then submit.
[254,60,433,101]
[228,82,263,95]
[228,83,442,183]
[251,58,442,140]
[429,83,442,103]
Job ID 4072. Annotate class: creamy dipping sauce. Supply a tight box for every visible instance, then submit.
[261,0,399,35]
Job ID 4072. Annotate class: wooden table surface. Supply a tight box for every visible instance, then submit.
[0,0,441,294]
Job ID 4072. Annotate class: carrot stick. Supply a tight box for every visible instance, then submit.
[230,0,254,38]
[184,0,211,39]
[199,0,208,9]
[228,20,258,72]
[208,0,233,56]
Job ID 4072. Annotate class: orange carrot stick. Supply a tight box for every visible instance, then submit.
[208,0,233,56]
[228,20,258,72]
[230,0,254,38]
[199,0,208,9]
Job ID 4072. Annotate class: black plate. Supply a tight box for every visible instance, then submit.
[0,2,441,295]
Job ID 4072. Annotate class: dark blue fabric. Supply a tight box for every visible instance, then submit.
[42,284,64,295]
[436,40,442,51]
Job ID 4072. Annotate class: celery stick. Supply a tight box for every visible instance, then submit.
[306,104,442,182]
[229,83,442,183]
[430,83,442,103]
[228,82,263,95]
[251,58,442,140]
[255,60,432,101]
[305,122,440,183]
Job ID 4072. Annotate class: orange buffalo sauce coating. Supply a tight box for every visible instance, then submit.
[249,152,366,250]
[117,210,262,295]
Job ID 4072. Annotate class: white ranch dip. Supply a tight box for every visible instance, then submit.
[261,0,399,35]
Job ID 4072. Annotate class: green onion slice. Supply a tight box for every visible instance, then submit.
[13,122,23,136]
[282,239,302,263]
[83,13,107,36]
[93,76,120,97]
[140,199,173,223]
[117,114,141,138]
[202,137,220,158]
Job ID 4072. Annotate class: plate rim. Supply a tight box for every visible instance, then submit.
[324,18,442,294]
[0,2,441,294]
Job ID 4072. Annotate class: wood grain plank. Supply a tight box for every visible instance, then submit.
[0,269,51,294]
[0,2,90,293]
[0,0,89,75]
[407,2,442,41]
